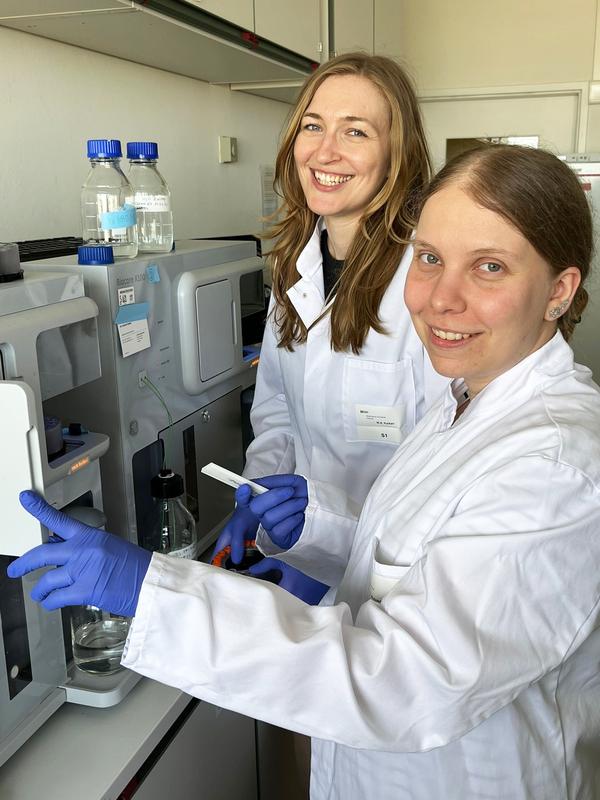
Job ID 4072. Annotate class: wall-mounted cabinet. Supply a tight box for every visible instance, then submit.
[373,0,402,63]
[254,0,321,62]
[184,0,322,62]
[0,1,126,11]
[183,0,254,31]
[0,0,317,104]
[331,0,374,56]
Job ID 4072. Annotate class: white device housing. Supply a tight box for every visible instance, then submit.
[29,241,264,550]
[0,272,108,556]
[0,269,117,767]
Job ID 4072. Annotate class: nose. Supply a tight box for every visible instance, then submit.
[428,268,467,315]
[315,131,340,164]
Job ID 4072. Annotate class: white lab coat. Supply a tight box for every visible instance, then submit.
[244,219,444,505]
[123,333,600,799]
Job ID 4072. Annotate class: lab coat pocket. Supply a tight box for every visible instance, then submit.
[342,357,416,444]
[370,542,411,603]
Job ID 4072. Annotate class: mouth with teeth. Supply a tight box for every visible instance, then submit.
[312,169,354,187]
[430,326,477,345]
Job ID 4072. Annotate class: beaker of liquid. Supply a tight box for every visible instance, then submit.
[63,505,130,675]
[70,606,130,675]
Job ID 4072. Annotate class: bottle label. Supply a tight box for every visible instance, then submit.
[134,193,171,212]
[100,203,137,232]
[168,540,200,560]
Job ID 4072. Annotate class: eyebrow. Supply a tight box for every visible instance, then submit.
[302,112,374,125]
[413,239,520,258]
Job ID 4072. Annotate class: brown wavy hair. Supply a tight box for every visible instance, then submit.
[263,53,431,353]
[415,145,592,341]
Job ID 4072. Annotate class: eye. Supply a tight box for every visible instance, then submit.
[348,128,368,137]
[301,122,321,133]
[418,252,440,266]
[477,261,504,274]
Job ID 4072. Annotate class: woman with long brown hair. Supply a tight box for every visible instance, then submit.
[213,52,444,601]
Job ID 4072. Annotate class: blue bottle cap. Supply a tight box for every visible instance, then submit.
[127,141,159,160]
[78,245,115,265]
[87,139,122,159]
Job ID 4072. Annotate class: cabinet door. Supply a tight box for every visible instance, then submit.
[255,0,321,61]
[373,0,402,62]
[332,0,373,56]
[196,280,235,383]
[0,1,124,13]
[181,0,254,31]
[133,702,257,800]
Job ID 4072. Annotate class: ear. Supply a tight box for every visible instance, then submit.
[544,267,581,322]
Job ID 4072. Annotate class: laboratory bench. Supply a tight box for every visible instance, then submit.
[0,674,258,800]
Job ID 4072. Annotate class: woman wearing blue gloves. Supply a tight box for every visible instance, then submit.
[11,145,600,799]
[212,52,444,601]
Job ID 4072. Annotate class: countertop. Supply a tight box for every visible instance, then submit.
[0,674,192,800]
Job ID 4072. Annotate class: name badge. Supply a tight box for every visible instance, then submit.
[354,404,402,444]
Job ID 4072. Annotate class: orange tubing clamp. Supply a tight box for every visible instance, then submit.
[211,538,257,568]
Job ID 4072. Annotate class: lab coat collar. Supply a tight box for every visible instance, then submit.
[296,217,325,280]
[286,219,328,328]
[439,332,574,428]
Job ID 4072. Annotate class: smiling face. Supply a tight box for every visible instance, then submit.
[405,183,577,397]
[293,74,391,234]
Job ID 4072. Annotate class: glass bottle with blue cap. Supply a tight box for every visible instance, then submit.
[81,139,138,259]
[127,141,174,253]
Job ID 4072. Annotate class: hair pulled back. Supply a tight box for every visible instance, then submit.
[417,144,592,340]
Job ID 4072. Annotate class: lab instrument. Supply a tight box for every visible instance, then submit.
[0,260,138,767]
[29,241,265,554]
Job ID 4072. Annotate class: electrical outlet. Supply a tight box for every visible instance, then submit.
[138,370,148,389]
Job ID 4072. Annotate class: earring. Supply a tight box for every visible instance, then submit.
[548,300,569,320]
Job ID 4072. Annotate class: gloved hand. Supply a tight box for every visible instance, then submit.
[211,474,308,562]
[211,485,261,565]
[247,474,308,550]
[249,557,328,605]
[7,491,151,617]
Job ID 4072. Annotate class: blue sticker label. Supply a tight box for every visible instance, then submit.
[100,204,136,230]
[114,301,150,325]
[146,264,160,283]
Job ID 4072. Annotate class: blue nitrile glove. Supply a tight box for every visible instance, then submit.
[247,474,308,550]
[211,483,260,565]
[249,557,329,605]
[6,491,151,617]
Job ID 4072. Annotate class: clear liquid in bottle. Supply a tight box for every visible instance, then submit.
[81,139,138,259]
[127,141,173,253]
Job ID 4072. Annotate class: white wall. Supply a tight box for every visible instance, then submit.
[0,27,289,242]
[395,0,596,91]
[374,0,600,160]
[420,92,583,171]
